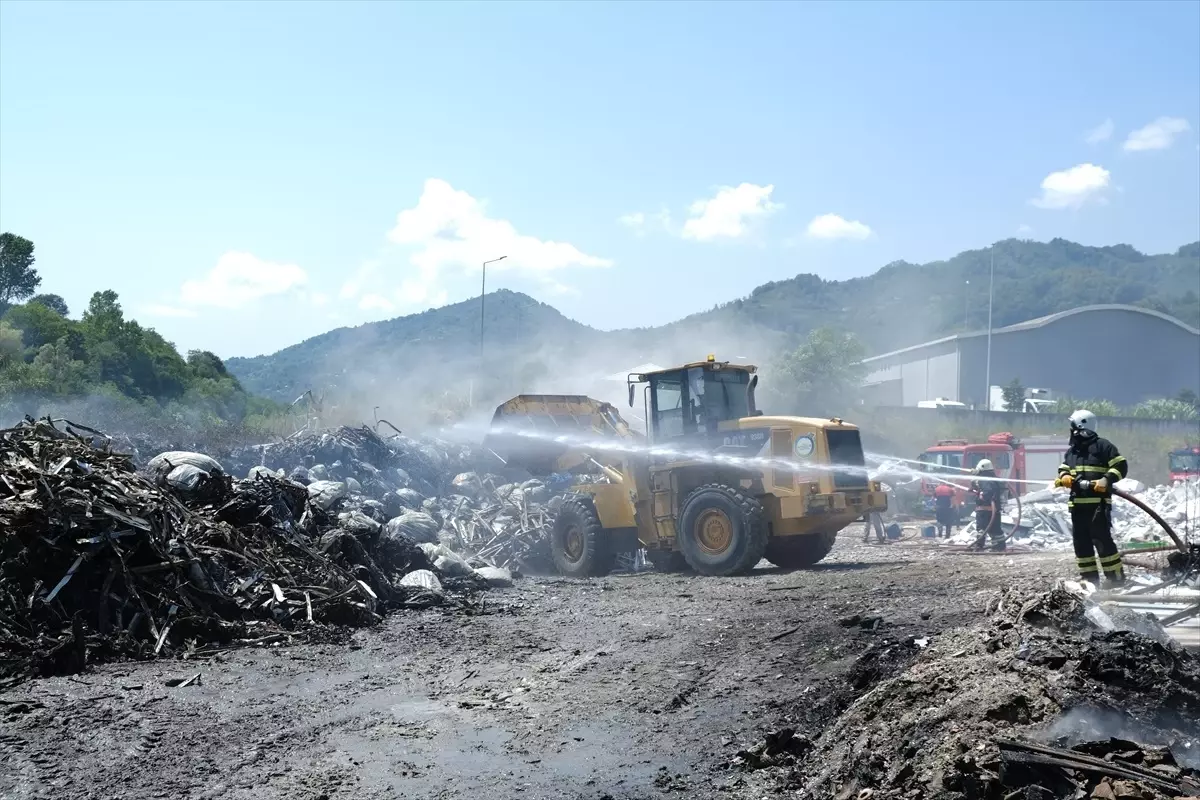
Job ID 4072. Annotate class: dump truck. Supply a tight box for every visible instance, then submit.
[483,355,888,577]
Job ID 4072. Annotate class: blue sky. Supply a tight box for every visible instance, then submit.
[2,0,1198,358]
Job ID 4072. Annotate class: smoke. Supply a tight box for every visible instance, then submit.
[225,290,793,442]
[1039,705,1200,769]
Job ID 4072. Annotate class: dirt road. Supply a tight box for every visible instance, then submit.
[0,537,1067,800]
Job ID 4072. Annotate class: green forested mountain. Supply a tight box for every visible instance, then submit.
[660,238,1200,355]
[226,238,1199,403]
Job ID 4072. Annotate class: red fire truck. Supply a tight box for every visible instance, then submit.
[1169,446,1200,482]
[918,432,1067,516]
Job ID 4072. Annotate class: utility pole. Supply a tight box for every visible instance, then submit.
[984,250,994,409]
[479,256,507,400]
[964,279,970,329]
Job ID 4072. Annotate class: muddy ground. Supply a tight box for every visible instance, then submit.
[0,536,1069,800]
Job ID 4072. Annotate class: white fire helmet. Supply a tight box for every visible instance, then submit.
[974,459,994,473]
[1069,409,1096,434]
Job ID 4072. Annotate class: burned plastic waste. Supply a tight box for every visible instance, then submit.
[734,583,1200,800]
[0,420,487,684]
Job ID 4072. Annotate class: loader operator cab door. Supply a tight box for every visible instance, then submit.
[647,365,753,447]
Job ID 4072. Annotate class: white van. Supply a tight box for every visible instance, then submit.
[917,398,967,409]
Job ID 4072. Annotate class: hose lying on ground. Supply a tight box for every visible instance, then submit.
[1111,485,1187,553]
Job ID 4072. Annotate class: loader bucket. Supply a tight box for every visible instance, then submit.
[483,394,636,475]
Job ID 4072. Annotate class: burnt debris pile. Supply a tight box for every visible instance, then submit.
[735,585,1200,800]
[0,419,573,685]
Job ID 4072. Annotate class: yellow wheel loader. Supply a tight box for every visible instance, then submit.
[483,356,888,577]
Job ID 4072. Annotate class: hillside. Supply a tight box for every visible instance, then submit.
[225,290,607,408]
[661,238,1200,355]
[226,238,1200,405]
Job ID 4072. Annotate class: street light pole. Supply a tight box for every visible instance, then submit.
[964,279,970,329]
[984,251,994,409]
[480,255,507,385]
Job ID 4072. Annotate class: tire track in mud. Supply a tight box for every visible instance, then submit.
[0,730,54,800]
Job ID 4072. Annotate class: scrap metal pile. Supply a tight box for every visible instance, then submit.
[0,419,574,685]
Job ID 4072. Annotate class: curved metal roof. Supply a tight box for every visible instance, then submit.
[863,304,1199,364]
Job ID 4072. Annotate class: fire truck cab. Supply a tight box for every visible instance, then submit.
[1169,447,1200,482]
[917,433,1065,517]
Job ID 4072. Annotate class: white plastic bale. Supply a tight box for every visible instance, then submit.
[307,480,347,511]
[148,451,224,478]
[399,569,443,593]
[165,464,209,493]
[474,566,514,588]
[385,511,440,544]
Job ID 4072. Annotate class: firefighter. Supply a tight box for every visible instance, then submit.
[1054,409,1128,586]
[933,482,956,537]
[970,459,1006,551]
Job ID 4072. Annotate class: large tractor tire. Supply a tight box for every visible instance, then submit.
[676,483,768,576]
[645,549,691,574]
[765,530,838,570]
[550,496,615,577]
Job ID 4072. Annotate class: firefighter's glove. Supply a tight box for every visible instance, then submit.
[1055,475,1073,489]
[1092,477,1109,493]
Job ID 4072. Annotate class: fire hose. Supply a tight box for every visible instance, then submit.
[1075,480,1187,554]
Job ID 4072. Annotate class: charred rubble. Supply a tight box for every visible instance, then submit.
[0,418,580,685]
[731,585,1200,799]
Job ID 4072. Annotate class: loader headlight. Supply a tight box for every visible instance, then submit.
[794,434,814,458]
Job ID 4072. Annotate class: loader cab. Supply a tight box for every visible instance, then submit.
[628,356,759,445]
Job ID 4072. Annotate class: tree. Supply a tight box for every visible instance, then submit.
[0,321,23,366]
[1001,377,1026,412]
[29,293,69,316]
[1177,389,1199,412]
[768,328,867,416]
[0,233,40,305]
[2,301,72,352]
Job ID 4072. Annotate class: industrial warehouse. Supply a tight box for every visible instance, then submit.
[860,304,1200,409]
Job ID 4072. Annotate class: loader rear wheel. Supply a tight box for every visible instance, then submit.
[765,530,838,570]
[645,549,691,573]
[676,484,768,577]
[551,497,614,577]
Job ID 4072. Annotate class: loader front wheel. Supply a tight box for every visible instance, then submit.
[765,530,838,570]
[551,497,614,577]
[677,484,768,576]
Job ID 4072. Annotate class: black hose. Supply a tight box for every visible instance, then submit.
[1111,486,1186,553]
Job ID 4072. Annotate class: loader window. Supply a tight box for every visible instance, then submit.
[701,368,751,425]
[652,376,685,439]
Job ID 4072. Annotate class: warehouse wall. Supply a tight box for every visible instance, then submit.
[863,337,961,405]
[957,308,1200,408]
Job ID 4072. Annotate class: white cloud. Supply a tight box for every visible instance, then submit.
[1029,163,1111,210]
[805,213,873,241]
[143,304,198,318]
[181,251,308,309]
[617,212,646,231]
[358,293,395,313]
[1016,224,1034,236]
[1122,117,1191,151]
[384,178,611,305]
[339,260,380,301]
[1084,118,1113,144]
[681,183,781,241]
